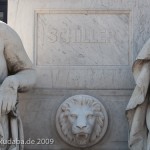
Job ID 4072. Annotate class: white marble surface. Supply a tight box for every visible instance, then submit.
[19,89,130,150]
[8,0,150,149]
[7,0,145,89]
[56,95,108,147]
[0,22,36,150]
[36,10,129,66]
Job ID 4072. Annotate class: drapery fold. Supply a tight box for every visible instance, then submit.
[126,38,150,150]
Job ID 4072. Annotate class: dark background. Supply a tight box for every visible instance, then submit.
[0,0,7,23]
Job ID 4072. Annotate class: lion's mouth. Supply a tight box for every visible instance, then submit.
[75,133,89,145]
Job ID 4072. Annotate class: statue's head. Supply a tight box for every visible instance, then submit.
[56,95,108,147]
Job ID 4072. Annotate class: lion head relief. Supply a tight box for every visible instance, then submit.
[56,95,108,148]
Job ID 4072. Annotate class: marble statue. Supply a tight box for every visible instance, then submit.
[126,38,150,150]
[0,21,36,150]
[56,95,108,147]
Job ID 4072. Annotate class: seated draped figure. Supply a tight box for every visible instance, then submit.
[0,21,36,150]
[126,38,150,150]
[56,95,108,148]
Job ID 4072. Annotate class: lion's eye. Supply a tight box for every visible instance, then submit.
[87,114,94,118]
[70,114,77,118]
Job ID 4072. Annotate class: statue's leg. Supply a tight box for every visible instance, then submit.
[10,118,18,150]
[0,115,9,150]
[146,104,150,150]
[0,115,19,150]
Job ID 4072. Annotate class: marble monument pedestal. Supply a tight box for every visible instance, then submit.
[8,0,150,149]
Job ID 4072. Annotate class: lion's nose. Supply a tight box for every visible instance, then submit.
[76,125,87,129]
[76,120,87,129]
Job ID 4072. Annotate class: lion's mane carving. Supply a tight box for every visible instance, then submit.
[56,95,108,147]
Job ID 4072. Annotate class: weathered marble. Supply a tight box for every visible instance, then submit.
[19,89,130,150]
[37,10,129,66]
[8,0,150,149]
[126,38,150,150]
[8,0,136,89]
[56,95,108,147]
[0,21,36,150]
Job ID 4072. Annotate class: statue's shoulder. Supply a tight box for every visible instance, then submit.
[0,21,20,43]
[0,21,9,30]
[0,21,17,35]
[0,21,12,36]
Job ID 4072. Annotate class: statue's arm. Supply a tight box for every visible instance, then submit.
[0,24,36,115]
[2,24,36,92]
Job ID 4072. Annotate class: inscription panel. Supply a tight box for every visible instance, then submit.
[36,10,130,66]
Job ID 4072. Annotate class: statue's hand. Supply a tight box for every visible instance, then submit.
[0,76,19,115]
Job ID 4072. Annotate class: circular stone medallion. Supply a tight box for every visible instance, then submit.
[56,95,108,148]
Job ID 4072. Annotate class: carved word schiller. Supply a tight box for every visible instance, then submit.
[46,26,114,44]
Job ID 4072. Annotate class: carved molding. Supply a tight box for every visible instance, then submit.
[56,95,108,147]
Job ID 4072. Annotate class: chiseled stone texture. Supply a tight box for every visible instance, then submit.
[7,0,146,90]
[36,11,129,66]
[8,0,150,149]
[19,89,131,150]
[7,0,150,89]
[56,95,108,148]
